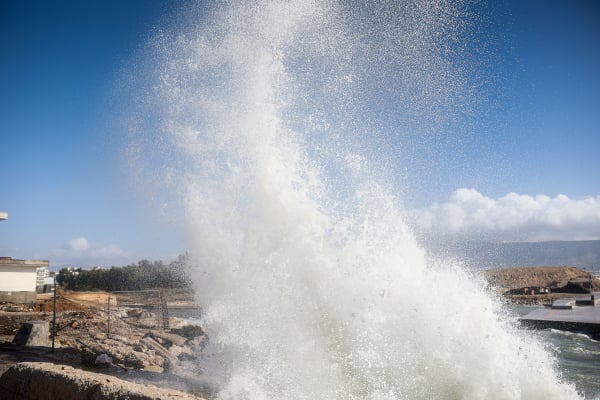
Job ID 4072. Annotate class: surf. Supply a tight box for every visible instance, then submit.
[122,1,582,398]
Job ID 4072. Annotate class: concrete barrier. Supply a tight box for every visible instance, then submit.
[12,321,50,347]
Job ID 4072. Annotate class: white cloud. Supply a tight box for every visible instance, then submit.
[69,237,90,251]
[409,188,600,242]
[51,237,130,267]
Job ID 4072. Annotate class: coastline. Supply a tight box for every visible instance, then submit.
[0,266,595,398]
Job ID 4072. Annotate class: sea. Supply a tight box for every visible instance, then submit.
[510,306,600,399]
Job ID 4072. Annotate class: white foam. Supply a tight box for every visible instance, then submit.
[123,1,582,398]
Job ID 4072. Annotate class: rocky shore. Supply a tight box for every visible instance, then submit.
[0,291,210,399]
[0,266,596,399]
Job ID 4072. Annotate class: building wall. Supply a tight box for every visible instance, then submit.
[36,265,50,292]
[0,266,37,292]
[0,258,49,303]
[0,291,37,303]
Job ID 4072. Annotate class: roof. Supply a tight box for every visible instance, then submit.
[0,257,49,268]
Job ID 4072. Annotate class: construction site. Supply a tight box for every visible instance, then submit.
[0,288,209,399]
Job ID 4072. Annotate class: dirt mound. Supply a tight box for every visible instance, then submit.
[0,362,204,400]
[35,296,90,312]
[483,266,594,292]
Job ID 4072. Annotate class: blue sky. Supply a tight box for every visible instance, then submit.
[493,0,600,196]
[0,0,183,267]
[1,0,599,268]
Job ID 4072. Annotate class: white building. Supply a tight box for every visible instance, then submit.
[0,257,49,303]
[36,264,50,292]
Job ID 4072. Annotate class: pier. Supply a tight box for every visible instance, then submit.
[520,292,600,337]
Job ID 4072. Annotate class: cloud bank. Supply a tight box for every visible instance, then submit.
[51,236,129,267]
[409,189,600,242]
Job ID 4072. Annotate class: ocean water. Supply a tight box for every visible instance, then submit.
[511,306,600,399]
[123,1,588,399]
[550,330,600,399]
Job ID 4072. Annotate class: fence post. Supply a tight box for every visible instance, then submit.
[159,291,169,330]
[51,275,57,353]
[107,296,111,338]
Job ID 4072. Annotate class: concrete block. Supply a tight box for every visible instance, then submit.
[12,321,50,347]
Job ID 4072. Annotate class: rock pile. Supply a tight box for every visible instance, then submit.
[1,291,211,398]
[76,326,206,373]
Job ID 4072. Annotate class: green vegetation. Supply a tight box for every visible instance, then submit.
[56,255,192,291]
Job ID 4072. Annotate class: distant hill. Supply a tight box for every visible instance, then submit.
[421,240,600,270]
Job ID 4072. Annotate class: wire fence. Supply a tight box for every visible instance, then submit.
[110,290,170,331]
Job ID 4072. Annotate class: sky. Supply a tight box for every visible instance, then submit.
[0,0,599,269]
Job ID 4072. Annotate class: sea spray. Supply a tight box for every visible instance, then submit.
[123,1,582,398]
